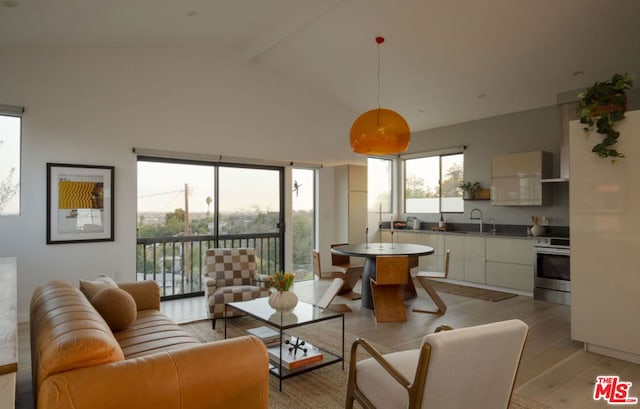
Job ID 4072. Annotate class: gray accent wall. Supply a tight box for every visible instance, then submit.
[402,105,570,227]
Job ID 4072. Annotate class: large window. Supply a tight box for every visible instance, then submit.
[292,168,315,280]
[136,157,284,298]
[367,157,393,213]
[404,152,464,213]
[0,110,22,216]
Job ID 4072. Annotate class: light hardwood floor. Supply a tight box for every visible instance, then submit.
[17,279,640,409]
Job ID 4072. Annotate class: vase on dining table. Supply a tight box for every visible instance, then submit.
[268,290,298,312]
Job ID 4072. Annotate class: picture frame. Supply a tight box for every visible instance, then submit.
[46,163,114,244]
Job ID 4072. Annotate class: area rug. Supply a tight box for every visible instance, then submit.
[181,319,550,409]
[424,279,518,302]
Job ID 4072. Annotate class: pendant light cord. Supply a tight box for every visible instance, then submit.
[377,42,381,110]
[375,36,385,126]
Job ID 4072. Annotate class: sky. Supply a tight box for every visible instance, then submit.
[137,161,314,214]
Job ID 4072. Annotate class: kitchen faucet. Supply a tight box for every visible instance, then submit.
[470,208,483,233]
[487,217,496,234]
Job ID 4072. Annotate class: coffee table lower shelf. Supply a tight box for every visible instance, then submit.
[224,297,345,391]
[268,346,343,377]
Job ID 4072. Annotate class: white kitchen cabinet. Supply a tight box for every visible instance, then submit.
[485,237,534,292]
[464,236,486,283]
[444,235,465,281]
[382,232,533,293]
[485,262,532,291]
[414,233,445,272]
[491,151,552,206]
[443,235,486,283]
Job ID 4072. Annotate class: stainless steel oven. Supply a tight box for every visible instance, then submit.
[533,237,570,305]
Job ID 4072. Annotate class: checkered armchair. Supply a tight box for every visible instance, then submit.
[204,248,271,329]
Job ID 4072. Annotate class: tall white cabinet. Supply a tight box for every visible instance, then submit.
[570,110,640,364]
[334,165,367,245]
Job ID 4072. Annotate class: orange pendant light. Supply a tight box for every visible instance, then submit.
[350,36,410,155]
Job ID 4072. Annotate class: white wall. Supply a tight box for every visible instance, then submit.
[0,47,356,321]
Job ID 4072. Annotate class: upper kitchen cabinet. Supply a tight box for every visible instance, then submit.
[491,151,552,206]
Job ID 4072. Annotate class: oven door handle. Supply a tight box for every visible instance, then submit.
[534,247,570,256]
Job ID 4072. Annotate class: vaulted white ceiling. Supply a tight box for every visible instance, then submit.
[1,0,639,133]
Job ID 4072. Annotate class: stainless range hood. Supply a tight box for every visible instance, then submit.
[541,103,575,183]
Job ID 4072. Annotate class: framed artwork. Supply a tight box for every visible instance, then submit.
[46,163,114,244]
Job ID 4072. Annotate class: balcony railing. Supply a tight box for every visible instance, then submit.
[136,233,281,299]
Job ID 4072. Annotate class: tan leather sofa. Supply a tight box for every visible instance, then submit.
[30,280,269,409]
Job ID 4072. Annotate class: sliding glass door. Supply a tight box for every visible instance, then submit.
[137,158,284,299]
[218,165,284,276]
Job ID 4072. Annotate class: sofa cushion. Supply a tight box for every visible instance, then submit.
[118,280,161,311]
[92,287,138,331]
[114,310,200,358]
[79,274,118,300]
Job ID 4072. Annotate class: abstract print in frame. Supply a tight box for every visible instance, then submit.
[47,163,114,244]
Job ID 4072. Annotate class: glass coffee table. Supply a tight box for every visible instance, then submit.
[224,297,344,391]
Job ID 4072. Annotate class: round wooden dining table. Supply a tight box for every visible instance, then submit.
[331,242,434,309]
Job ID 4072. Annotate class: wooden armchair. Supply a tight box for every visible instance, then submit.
[346,319,529,409]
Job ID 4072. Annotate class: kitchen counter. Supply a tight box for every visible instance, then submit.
[382,228,534,239]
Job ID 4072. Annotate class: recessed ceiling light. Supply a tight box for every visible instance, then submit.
[573,71,584,77]
[2,0,18,7]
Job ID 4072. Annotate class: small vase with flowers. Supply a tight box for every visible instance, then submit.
[268,272,298,312]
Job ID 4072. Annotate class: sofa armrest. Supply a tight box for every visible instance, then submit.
[117,280,160,311]
[203,276,217,296]
[38,336,269,409]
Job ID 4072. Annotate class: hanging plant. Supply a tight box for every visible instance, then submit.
[578,73,634,161]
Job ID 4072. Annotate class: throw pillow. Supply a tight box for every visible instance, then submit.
[91,287,137,332]
[79,274,118,300]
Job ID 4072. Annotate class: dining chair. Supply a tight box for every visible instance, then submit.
[312,249,352,312]
[329,243,363,300]
[345,319,529,409]
[412,249,451,315]
[370,255,409,322]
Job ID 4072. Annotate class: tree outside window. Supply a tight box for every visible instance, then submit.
[404,153,464,214]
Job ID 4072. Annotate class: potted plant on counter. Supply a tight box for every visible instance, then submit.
[458,181,481,199]
[578,72,634,161]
